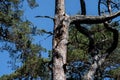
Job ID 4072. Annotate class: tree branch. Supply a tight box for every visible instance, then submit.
[35,16,55,20]
[70,11,120,24]
[104,22,119,55]
[74,23,95,53]
[98,0,101,15]
[80,0,86,15]
[107,0,112,14]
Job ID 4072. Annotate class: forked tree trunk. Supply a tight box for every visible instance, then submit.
[52,0,69,80]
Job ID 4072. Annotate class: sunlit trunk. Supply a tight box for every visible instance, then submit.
[52,0,69,80]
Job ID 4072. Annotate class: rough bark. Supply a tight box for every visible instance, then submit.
[83,53,107,80]
[52,0,69,80]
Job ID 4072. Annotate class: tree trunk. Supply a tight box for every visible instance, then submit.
[83,54,108,80]
[52,0,69,80]
[83,22,118,80]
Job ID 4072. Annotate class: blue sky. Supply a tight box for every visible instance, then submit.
[0,0,101,77]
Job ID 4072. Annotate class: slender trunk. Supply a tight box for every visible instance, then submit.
[52,0,69,80]
[83,53,108,80]
[83,22,118,80]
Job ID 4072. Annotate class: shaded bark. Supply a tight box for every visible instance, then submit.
[104,22,118,54]
[98,0,101,15]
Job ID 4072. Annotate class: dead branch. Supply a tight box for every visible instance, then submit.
[104,22,119,55]
[69,11,120,24]
[35,16,55,20]
[74,22,95,53]
[80,0,86,15]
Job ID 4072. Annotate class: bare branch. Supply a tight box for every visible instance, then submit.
[74,23,94,53]
[70,11,120,24]
[40,29,53,35]
[111,1,120,10]
[98,0,101,15]
[80,0,86,15]
[35,16,55,20]
[104,22,119,55]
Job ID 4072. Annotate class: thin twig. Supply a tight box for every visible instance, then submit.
[35,16,55,20]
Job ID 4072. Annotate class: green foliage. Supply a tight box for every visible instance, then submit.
[68,25,89,62]
[108,67,120,79]
[27,0,39,9]
[68,48,86,61]
[92,24,113,53]
[0,57,50,79]
[0,0,50,79]
[68,24,113,62]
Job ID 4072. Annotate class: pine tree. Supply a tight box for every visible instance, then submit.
[1,0,120,80]
[0,0,48,79]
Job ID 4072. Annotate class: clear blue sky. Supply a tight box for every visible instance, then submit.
[0,0,102,77]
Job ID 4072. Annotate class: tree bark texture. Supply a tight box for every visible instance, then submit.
[53,0,69,80]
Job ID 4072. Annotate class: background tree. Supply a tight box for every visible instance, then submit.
[0,0,50,79]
